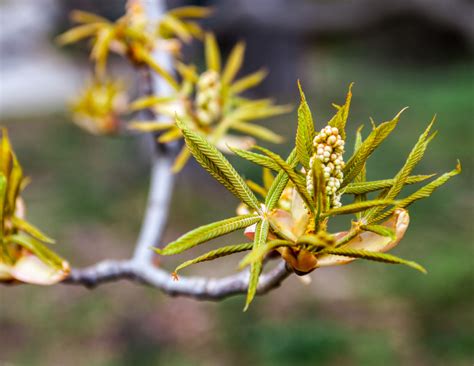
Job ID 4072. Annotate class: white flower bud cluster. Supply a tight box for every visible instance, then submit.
[195,70,221,126]
[307,125,345,208]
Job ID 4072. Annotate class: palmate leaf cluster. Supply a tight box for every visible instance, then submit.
[130,33,290,172]
[58,5,213,135]
[57,5,212,77]
[60,5,289,171]
[157,84,460,310]
[0,130,69,285]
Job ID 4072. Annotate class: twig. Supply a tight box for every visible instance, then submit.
[65,259,290,300]
[62,0,293,301]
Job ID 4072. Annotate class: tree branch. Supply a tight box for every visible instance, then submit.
[62,0,293,301]
[65,259,290,300]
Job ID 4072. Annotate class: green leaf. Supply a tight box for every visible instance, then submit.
[322,199,395,217]
[11,217,55,244]
[129,96,175,111]
[244,219,269,311]
[157,214,260,256]
[174,242,253,274]
[246,180,267,198]
[373,161,461,223]
[91,27,114,77]
[160,15,192,43]
[230,148,281,171]
[231,121,283,143]
[365,118,437,221]
[56,23,102,45]
[167,6,213,19]
[328,83,353,140]
[137,48,180,91]
[310,155,327,218]
[262,168,274,190]
[205,33,221,72]
[360,225,395,240]
[171,146,192,173]
[265,149,298,210]
[255,146,314,211]
[297,233,334,251]
[228,99,290,121]
[157,127,182,143]
[175,61,199,83]
[239,239,294,268]
[353,125,367,219]
[222,42,245,85]
[319,247,427,273]
[128,121,175,132]
[0,174,6,237]
[344,174,436,195]
[177,118,260,210]
[70,10,110,24]
[295,81,315,168]
[6,155,22,216]
[230,69,267,94]
[342,109,406,188]
[9,234,65,270]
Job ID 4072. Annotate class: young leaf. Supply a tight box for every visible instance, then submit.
[231,121,283,143]
[167,6,213,19]
[230,148,281,172]
[137,48,180,91]
[157,127,182,143]
[353,126,367,219]
[0,174,6,236]
[177,118,260,210]
[310,155,327,217]
[360,225,395,240]
[365,118,436,221]
[246,180,267,198]
[11,217,55,244]
[129,96,176,111]
[9,234,65,270]
[322,199,394,217]
[56,23,102,45]
[328,83,353,140]
[239,239,294,268]
[255,146,314,211]
[157,214,260,255]
[297,233,334,251]
[222,42,245,85]
[244,219,269,311]
[160,15,192,43]
[205,33,221,72]
[91,27,114,77]
[319,247,427,273]
[344,174,435,195]
[262,168,274,190]
[129,121,175,132]
[295,81,315,168]
[70,10,110,24]
[342,109,405,188]
[372,161,461,223]
[174,242,253,274]
[230,69,268,94]
[265,149,298,210]
[172,146,191,173]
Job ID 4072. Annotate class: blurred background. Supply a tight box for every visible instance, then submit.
[0,0,473,365]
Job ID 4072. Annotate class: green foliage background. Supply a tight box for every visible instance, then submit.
[1,33,473,366]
